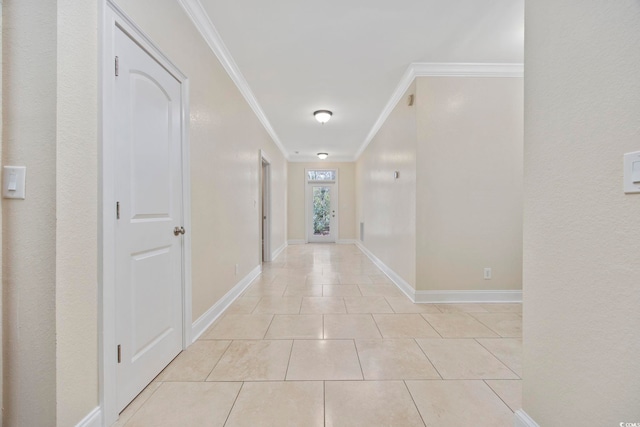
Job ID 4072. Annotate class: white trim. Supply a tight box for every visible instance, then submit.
[354,62,524,160]
[413,62,524,78]
[337,239,357,244]
[75,407,101,427]
[414,290,523,304]
[354,65,416,160]
[100,3,192,425]
[355,241,416,301]
[287,239,306,245]
[181,77,193,347]
[272,242,287,260]
[176,0,288,160]
[514,410,540,427]
[191,264,262,341]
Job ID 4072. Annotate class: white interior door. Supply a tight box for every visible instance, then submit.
[114,25,184,412]
[307,183,337,243]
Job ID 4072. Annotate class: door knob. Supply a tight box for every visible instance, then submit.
[174,226,186,236]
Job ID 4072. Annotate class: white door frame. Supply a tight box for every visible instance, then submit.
[100,2,192,425]
[260,150,272,262]
[305,169,339,243]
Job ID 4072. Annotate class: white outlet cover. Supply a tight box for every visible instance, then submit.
[624,151,640,194]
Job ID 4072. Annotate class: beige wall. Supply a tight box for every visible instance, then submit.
[2,1,58,425]
[356,82,417,287]
[55,1,99,425]
[523,0,640,425]
[415,77,523,291]
[287,162,356,242]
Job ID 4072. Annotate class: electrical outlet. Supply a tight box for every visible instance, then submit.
[235,264,239,275]
[483,268,492,280]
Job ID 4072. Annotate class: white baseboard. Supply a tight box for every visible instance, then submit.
[191,264,262,341]
[514,410,540,427]
[337,239,357,244]
[355,241,416,301]
[414,289,523,303]
[272,242,287,260]
[287,239,306,245]
[75,406,101,427]
[354,241,523,304]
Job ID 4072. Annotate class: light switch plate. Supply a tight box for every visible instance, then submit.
[624,152,640,194]
[3,166,26,199]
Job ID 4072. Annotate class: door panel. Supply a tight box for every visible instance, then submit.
[114,26,184,412]
[130,72,172,218]
[308,183,336,243]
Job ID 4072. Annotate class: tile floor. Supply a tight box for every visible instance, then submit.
[116,244,522,427]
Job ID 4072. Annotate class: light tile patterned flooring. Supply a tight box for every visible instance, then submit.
[116,244,522,427]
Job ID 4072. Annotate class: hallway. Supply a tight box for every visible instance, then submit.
[115,244,522,426]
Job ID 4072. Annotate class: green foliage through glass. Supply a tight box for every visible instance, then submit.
[313,186,331,235]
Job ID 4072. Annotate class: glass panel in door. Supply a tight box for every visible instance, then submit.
[313,186,331,236]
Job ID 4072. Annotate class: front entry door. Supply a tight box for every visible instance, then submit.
[308,183,336,243]
[114,25,184,412]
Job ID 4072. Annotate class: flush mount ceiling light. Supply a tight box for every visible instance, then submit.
[313,110,332,124]
[317,152,329,160]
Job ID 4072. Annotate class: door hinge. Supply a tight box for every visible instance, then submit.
[115,56,119,76]
[116,201,120,219]
[117,345,121,363]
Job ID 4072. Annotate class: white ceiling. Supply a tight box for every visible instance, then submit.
[197,0,524,162]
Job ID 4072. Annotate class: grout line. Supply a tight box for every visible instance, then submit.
[323,380,326,427]
[222,381,244,426]
[352,339,366,380]
[117,380,164,425]
[383,296,398,313]
[262,314,276,339]
[474,338,521,379]
[403,380,427,427]
[203,340,233,381]
[370,313,385,338]
[284,339,296,381]
[483,379,517,413]
[413,338,444,380]
[420,314,444,339]
[249,297,264,314]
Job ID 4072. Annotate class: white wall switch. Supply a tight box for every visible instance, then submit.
[3,166,26,199]
[624,151,640,194]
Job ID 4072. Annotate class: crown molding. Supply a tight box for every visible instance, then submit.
[177,0,289,160]
[413,62,524,78]
[354,62,524,161]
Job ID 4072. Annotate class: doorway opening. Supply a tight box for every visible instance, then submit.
[260,150,272,262]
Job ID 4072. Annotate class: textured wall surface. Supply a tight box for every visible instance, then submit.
[55,0,99,425]
[356,82,417,287]
[2,0,58,425]
[115,0,288,322]
[523,0,640,424]
[287,162,356,242]
[416,77,523,291]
